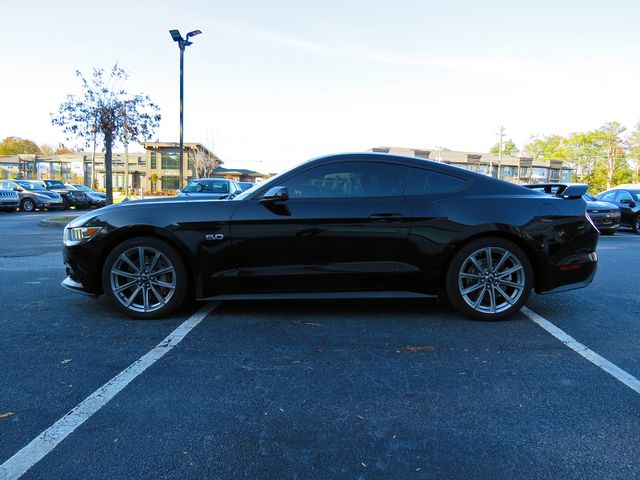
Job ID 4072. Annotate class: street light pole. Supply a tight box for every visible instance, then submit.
[179,43,184,189]
[170,28,202,189]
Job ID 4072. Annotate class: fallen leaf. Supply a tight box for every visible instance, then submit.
[314,347,325,353]
[361,462,367,468]
[60,359,72,364]
[400,345,433,353]
[292,320,324,327]
[355,415,364,421]
[0,412,16,419]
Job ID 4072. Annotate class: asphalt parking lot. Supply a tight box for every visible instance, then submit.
[0,210,639,479]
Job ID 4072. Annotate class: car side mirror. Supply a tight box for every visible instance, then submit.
[13,187,23,192]
[260,186,289,203]
[620,198,635,207]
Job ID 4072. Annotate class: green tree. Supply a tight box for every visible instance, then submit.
[490,139,519,156]
[595,122,629,190]
[628,121,640,183]
[522,135,570,160]
[52,64,160,205]
[0,137,41,155]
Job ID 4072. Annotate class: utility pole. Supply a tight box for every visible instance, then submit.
[496,125,506,178]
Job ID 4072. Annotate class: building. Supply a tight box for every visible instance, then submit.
[370,146,574,184]
[142,142,222,191]
[0,142,268,191]
[211,166,269,183]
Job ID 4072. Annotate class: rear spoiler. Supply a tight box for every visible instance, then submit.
[523,183,588,199]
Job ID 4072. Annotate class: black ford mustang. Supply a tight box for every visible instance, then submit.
[62,153,599,321]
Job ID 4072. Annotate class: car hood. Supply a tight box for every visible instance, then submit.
[587,200,619,211]
[68,196,238,229]
[176,192,228,199]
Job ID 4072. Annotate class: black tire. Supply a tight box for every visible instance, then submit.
[633,215,640,234]
[20,198,36,212]
[445,237,533,321]
[62,197,70,210]
[102,237,189,319]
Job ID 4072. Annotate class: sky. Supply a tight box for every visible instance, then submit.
[1,0,640,173]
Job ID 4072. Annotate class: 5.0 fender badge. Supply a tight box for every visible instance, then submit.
[205,233,225,241]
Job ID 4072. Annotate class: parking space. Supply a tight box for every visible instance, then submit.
[0,216,639,479]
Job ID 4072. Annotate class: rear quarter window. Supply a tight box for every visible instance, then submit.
[404,168,467,196]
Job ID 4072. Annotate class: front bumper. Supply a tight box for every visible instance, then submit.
[62,276,96,296]
[589,211,620,231]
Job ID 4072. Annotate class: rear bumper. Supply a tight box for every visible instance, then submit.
[535,251,598,294]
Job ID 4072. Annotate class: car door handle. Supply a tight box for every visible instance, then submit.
[369,213,404,222]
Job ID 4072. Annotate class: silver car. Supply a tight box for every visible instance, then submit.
[0,184,19,212]
[1,180,64,212]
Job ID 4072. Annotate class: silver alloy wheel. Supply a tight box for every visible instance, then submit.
[109,246,176,313]
[22,199,35,212]
[458,246,526,315]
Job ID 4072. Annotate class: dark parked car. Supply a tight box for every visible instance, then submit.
[42,180,89,209]
[596,186,640,233]
[176,178,242,200]
[62,153,599,321]
[71,184,106,208]
[524,184,620,235]
[0,185,19,212]
[5,180,65,211]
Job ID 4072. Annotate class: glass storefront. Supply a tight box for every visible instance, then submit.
[162,176,180,190]
[161,150,180,170]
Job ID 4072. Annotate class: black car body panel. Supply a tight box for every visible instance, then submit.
[596,187,640,230]
[63,153,599,304]
[525,184,620,234]
[43,180,89,208]
[72,185,107,208]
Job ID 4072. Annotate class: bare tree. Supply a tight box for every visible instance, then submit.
[191,145,221,179]
[52,64,160,204]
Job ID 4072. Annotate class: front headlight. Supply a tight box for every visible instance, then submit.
[64,226,103,246]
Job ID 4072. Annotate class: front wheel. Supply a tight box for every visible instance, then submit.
[445,237,533,321]
[102,237,188,319]
[633,215,640,234]
[20,198,35,212]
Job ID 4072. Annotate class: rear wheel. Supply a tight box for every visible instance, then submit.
[102,237,188,319]
[20,198,35,212]
[445,237,533,321]
[633,215,640,234]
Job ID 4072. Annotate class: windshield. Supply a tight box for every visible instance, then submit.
[182,179,230,194]
[73,184,91,192]
[16,181,39,191]
[631,191,640,201]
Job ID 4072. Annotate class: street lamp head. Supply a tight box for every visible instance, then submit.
[186,30,202,39]
[169,29,183,42]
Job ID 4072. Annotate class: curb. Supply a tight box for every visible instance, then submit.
[39,216,81,228]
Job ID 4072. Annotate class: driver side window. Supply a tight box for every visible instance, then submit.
[615,191,633,202]
[284,161,408,199]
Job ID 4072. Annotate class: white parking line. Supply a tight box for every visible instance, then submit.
[522,306,640,395]
[0,302,219,480]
